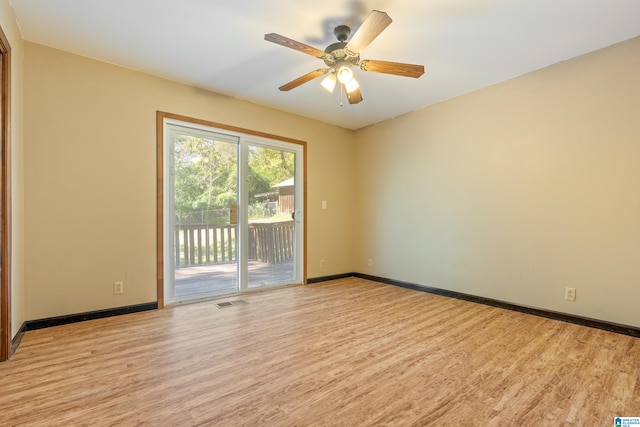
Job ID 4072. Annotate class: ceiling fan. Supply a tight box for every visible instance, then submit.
[265,10,424,105]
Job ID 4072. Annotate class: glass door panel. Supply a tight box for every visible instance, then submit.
[246,145,297,289]
[168,126,239,303]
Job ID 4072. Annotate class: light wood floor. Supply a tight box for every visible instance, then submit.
[1,277,639,426]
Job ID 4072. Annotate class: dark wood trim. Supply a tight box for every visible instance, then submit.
[307,273,356,284]
[25,302,158,331]
[0,23,12,362]
[156,111,308,306]
[354,273,640,338]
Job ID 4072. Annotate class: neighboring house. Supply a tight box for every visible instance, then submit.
[273,177,294,215]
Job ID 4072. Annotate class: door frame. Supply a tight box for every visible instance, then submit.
[156,111,307,308]
[0,24,12,361]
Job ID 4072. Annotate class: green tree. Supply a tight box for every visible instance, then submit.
[174,135,237,222]
[247,146,294,218]
[248,145,294,195]
[173,137,294,222]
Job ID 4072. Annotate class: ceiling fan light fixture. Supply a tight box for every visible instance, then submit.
[265,10,422,106]
[337,65,353,84]
[320,73,337,92]
[345,77,360,94]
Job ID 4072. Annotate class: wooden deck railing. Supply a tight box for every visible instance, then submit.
[175,221,294,267]
[248,221,294,264]
[175,224,236,267]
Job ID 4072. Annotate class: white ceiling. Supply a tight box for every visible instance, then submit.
[9,0,640,130]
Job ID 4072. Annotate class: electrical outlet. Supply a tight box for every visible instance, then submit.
[367,259,373,267]
[320,259,325,269]
[564,287,576,301]
[114,281,124,295]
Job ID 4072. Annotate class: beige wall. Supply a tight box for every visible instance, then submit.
[23,42,355,320]
[20,32,640,329]
[355,37,640,327]
[1,0,25,338]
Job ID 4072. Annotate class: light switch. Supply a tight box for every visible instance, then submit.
[322,200,327,209]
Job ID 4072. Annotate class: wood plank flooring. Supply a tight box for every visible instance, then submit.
[1,277,639,426]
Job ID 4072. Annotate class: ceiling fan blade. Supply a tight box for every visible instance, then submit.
[265,33,328,59]
[279,69,327,91]
[345,10,392,54]
[359,60,425,78]
[345,85,363,104]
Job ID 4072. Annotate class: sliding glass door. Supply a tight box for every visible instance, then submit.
[163,118,304,304]
[246,143,298,290]
[167,125,239,299]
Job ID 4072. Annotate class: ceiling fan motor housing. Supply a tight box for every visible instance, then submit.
[324,25,360,69]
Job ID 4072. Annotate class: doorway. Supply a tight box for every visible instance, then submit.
[0,24,11,361]
[157,113,306,305]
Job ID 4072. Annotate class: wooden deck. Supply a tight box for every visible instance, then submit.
[174,260,295,296]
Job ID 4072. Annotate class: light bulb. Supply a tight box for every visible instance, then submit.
[337,66,353,84]
[320,73,337,92]
[345,78,360,94]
